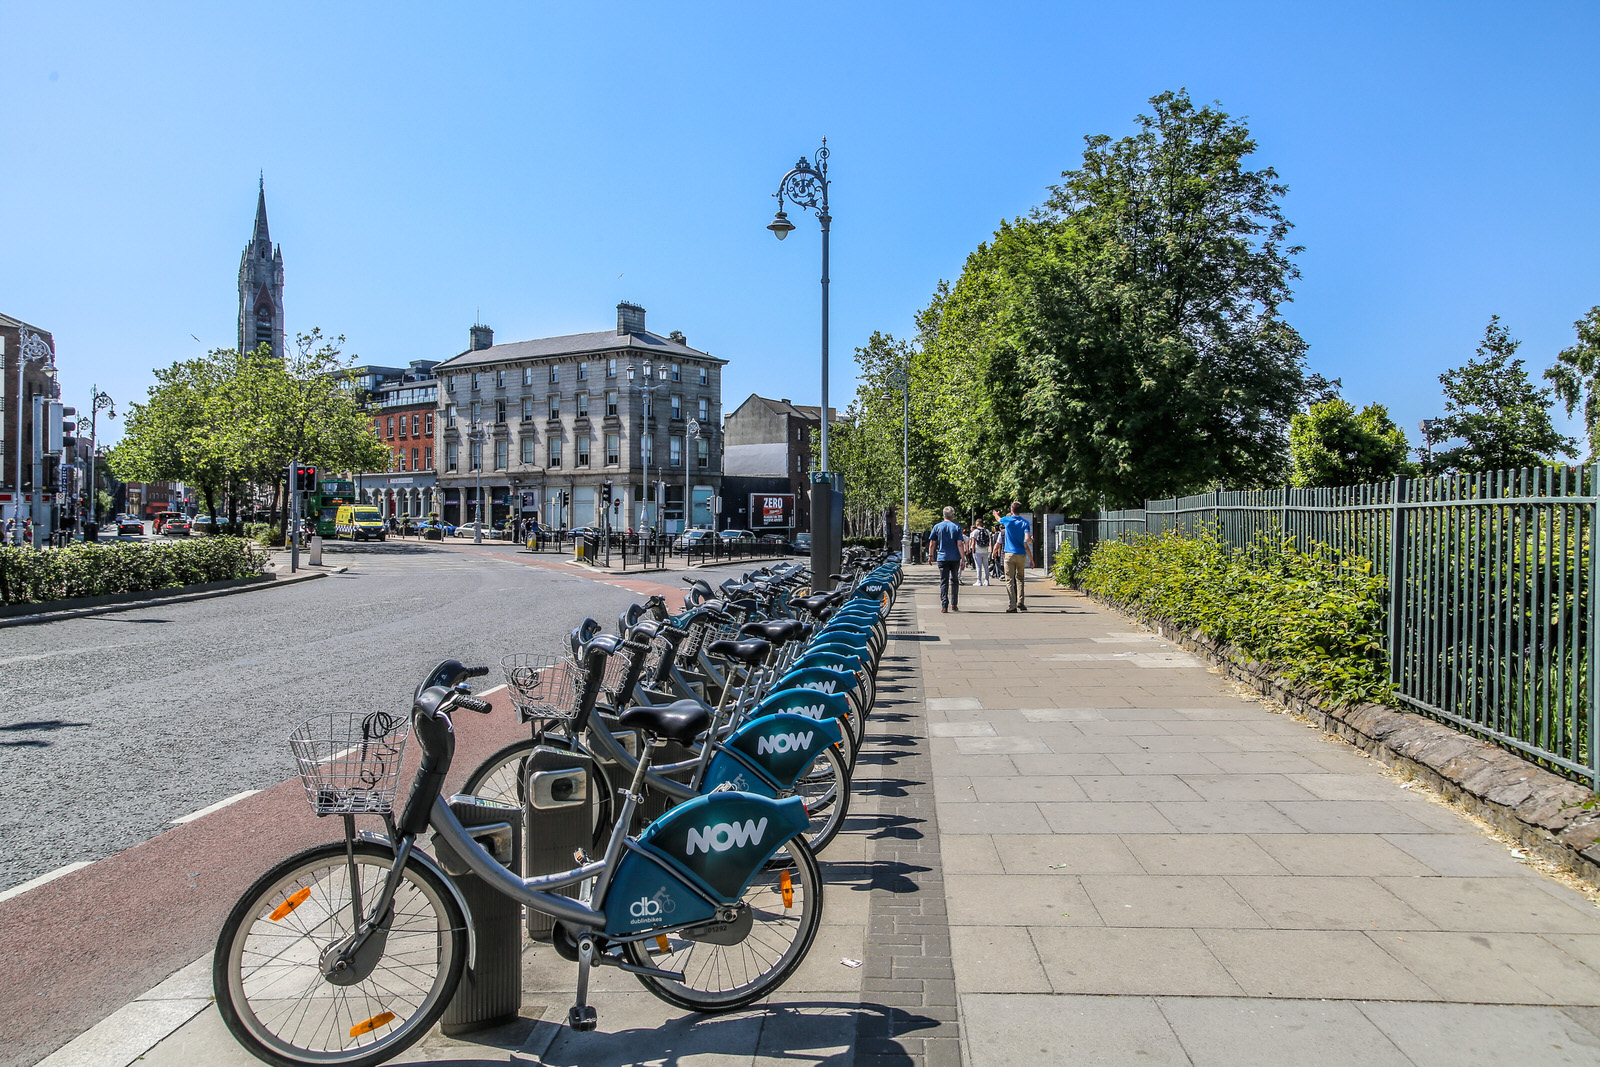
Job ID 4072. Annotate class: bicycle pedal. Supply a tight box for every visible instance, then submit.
[568,1004,598,1031]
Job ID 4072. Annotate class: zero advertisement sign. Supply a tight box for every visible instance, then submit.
[750,493,795,529]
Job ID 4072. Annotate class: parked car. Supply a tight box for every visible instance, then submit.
[673,529,715,551]
[190,515,218,535]
[758,533,791,553]
[161,516,192,536]
[718,529,756,544]
[792,532,813,554]
[116,515,144,537]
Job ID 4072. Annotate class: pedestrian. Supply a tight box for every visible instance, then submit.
[927,506,966,613]
[993,501,1033,612]
[969,518,993,586]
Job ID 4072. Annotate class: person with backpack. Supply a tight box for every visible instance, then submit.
[968,519,993,586]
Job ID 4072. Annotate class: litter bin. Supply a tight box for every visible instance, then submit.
[433,794,523,1035]
[83,522,99,543]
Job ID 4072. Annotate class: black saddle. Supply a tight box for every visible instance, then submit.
[791,594,834,615]
[619,700,711,744]
[741,618,805,645]
[706,637,772,665]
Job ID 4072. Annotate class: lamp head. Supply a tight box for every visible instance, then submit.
[767,210,795,241]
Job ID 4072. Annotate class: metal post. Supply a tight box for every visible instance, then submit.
[1386,475,1407,686]
[289,457,300,572]
[30,396,44,549]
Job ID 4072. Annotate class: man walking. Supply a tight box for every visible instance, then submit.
[928,506,967,613]
[995,501,1033,612]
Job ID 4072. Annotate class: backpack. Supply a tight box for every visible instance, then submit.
[973,527,990,548]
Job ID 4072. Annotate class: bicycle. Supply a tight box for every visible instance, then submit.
[213,653,823,1067]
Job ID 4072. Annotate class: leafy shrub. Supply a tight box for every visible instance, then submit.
[1050,544,1087,587]
[245,523,280,546]
[842,536,892,550]
[0,537,268,605]
[1080,529,1392,707]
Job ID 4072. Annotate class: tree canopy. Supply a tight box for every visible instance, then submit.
[1545,305,1600,461]
[1289,399,1412,487]
[1428,316,1573,473]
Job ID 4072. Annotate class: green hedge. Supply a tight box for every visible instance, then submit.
[1080,529,1391,707]
[0,536,268,605]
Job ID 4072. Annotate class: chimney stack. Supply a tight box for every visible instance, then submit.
[616,302,646,335]
[469,323,494,351]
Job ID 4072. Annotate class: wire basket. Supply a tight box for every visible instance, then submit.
[598,651,631,705]
[640,634,673,688]
[289,711,411,816]
[502,654,582,723]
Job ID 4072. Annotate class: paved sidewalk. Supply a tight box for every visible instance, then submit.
[917,568,1600,1065]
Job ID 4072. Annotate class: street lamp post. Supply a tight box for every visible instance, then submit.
[889,364,910,561]
[768,140,841,586]
[12,331,52,545]
[84,386,116,530]
[685,418,701,535]
[467,420,485,543]
[629,361,667,561]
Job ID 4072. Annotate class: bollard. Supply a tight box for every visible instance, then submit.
[308,535,323,566]
[434,795,524,1035]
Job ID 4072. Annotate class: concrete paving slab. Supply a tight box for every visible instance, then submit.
[1376,876,1600,933]
[1381,831,1526,876]
[992,834,1144,875]
[948,926,1050,992]
[1197,928,1437,999]
[1175,773,1321,802]
[1251,833,1436,877]
[939,834,1003,875]
[969,776,1091,804]
[1038,801,1181,835]
[1122,834,1290,876]
[1358,1001,1600,1066]
[1078,875,1267,928]
[1153,799,1308,834]
[959,993,1189,1067]
[1104,751,1228,775]
[1157,997,1410,1066]
[1031,928,1243,996]
[945,874,1100,926]
[936,802,1051,836]
[1075,775,1206,803]
[1273,799,1441,835]
[1374,930,1600,1003]
[1226,874,1438,930]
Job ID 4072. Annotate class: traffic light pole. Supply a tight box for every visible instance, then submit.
[288,457,300,572]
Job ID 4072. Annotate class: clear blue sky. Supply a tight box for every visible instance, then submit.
[3,2,1596,456]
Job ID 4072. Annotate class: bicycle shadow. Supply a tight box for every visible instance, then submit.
[0,719,91,748]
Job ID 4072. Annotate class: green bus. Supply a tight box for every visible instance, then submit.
[314,479,357,537]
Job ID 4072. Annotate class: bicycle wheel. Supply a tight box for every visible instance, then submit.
[214,841,466,1067]
[790,742,851,854]
[462,736,615,850]
[625,835,822,1012]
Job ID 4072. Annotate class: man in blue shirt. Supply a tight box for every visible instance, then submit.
[927,506,967,613]
[994,501,1033,612]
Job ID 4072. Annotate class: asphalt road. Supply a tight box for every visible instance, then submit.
[0,541,753,893]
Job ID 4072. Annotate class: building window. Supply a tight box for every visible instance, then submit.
[548,440,562,468]
[697,438,709,468]
[386,416,395,439]
[671,363,681,382]
[469,440,482,471]
[398,417,408,440]
[522,397,533,421]
[605,433,620,465]
[578,362,588,382]
[549,395,560,419]
[698,365,708,385]
[425,412,434,434]
[396,450,406,472]
[577,434,591,467]
[424,446,432,469]
[494,439,508,470]
[496,399,506,424]
[606,358,617,379]
[697,397,709,421]
[521,437,535,464]
[470,401,481,425]
[670,436,682,468]
[670,395,682,420]
[576,392,589,417]
[412,446,420,470]
[549,365,559,384]
[496,369,506,388]
[411,413,420,436]
[372,417,382,437]
[445,406,456,429]
[471,372,481,391]
[446,376,457,394]
[522,366,533,386]
[446,442,459,472]
[604,389,617,416]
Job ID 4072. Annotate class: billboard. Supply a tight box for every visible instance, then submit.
[750,493,796,529]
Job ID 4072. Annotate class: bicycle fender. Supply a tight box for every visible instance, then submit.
[775,665,858,697]
[356,830,477,971]
[748,687,852,729]
[701,711,844,796]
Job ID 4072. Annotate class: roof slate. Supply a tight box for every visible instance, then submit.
[435,329,724,371]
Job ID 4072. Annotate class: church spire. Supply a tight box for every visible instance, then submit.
[253,173,271,249]
[240,175,285,355]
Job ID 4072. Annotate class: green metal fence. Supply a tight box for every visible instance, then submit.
[1094,466,1600,788]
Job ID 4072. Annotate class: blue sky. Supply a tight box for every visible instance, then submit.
[3,2,1596,456]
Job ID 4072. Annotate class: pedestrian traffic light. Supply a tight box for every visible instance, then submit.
[295,466,316,492]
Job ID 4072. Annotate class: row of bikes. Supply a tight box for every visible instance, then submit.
[211,548,905,1067]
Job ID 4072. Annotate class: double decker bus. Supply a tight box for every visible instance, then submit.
[314,479,357,537]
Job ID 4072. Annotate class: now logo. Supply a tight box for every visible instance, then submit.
[786,703,829,720]
[685,817,768,856]
[797,680,838,694]
[757,730,813,756]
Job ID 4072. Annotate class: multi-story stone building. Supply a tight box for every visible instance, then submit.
[356,360,440,520]
[433,304,725,532]
[238,178,285,357]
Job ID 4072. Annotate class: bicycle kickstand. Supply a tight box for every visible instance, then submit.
[569,934,599,1031]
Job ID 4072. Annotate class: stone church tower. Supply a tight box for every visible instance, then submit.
[238,177,285,355]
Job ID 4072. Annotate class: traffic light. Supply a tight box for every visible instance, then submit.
[295,466,316,492]
[602,480,613,505]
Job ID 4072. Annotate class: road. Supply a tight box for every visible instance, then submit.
[0,540,748,893]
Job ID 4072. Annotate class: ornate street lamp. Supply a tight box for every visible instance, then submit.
[628,360,665,535]
[768,140,841,584]
[84,386,116,528]
[467,420,486,543]
[12,331,53,544]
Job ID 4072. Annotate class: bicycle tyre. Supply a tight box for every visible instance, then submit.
[791,741,851,855]
[624,835,823,1012]
[461,736,615,851]
[214,841,466,1067]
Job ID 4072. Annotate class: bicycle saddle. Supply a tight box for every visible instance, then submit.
[706,637,772,665]
[790,593,834,615]
[740,619,806,644]
[619,699,710,744]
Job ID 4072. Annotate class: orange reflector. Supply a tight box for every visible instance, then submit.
[781,870,794,909]
[350,1012,396,1037]
[655,935,670,954]
[269,887,311,922]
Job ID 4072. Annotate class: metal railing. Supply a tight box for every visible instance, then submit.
[1092,466,1600,788]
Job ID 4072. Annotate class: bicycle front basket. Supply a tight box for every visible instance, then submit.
[289,710,411,816]
[501,653,581,723]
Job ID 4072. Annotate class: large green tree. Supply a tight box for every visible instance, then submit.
[1429,316,1573,473]
[1544,305,1600,460]
[900,89,1313,513]
[1289,399,1412,487]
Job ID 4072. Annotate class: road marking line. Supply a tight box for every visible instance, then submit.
[0,861,93,904]
[479,684,507,697]
[171,790,259,825]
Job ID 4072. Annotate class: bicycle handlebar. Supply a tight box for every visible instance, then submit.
[455,696,493,715]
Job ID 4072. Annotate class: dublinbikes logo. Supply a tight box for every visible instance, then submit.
[756,730,813,756]
[629,887,677,924]
[685,818,768,856]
